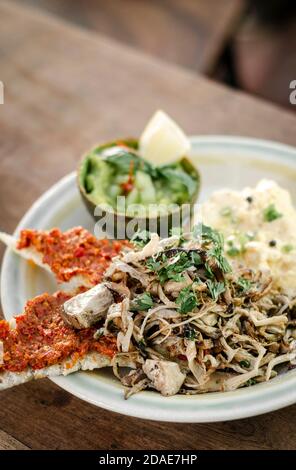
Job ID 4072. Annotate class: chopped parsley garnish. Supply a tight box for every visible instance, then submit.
[193,223,223,247]
[205,261,214,279]
[227,246,241,257]
[146,252,191,284]
[147,224,231,291]
[206,280,225,301]
[282,244,294,254]
[193,224,232,274]
[239,360,250,368]
[246,378,257,386]
[176,286,199,314]
[208,244,232,273]
[263,204,282,222]
[191,251,203,266]
[137,338,147,356]
[131,292,153,311]
[183,325,197,341]
[131,230,151,248]
[226,232,255,257]
[220,206,233,217]
[236,277,252,293]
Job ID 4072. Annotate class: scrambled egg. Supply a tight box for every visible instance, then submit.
[202,180,296,295]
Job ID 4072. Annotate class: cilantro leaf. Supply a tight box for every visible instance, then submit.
[207,244,232,274]
[191,251,202,266]
[263,204,282,222]
[103,146,154,175]
[176,287,199,314]
[131,230,151,248]
[193,223,224,247]
[183,324,197,340]
[146,252,191,284]
[236,277,252,293]
[246,378,257,386]
[158,167,197,198]
[131,292,154,311]
[206,280,225,301]
[220,206,233,217]
[193,224,231,274]
[226,232,254,258]
[227,246,241,257]
[239,360,250,368]
[282,244,294,254]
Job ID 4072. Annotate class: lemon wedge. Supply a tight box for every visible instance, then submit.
[139,110,190,164]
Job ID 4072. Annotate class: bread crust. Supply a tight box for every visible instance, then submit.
[0,351,111,391]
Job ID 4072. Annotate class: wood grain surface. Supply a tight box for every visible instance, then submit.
[1,0,296,450]
[0,430,29,450]
[20,0,245,74]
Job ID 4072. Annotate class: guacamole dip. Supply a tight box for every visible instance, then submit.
[79,140,200,217]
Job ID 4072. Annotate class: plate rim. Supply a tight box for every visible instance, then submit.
[2,135,296,423]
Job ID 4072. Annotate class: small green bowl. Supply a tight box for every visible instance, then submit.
[77,138,200,239]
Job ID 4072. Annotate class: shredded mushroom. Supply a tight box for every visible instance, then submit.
[97,226,296,397]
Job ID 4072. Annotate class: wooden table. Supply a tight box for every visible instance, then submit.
[1,0,296,450]
[20,0,245,74]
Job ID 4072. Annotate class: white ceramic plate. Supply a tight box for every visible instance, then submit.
[2,136,296,422]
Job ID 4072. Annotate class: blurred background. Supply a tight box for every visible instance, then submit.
[20,0,296,112]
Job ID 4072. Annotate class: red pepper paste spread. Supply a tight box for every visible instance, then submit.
[17,227,129,285]
[0,291,117,373]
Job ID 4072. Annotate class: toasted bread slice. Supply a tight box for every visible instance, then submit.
[0,228,128,291]
[0,291,118,391]
[0,351,111,391]
[0,231,51,272]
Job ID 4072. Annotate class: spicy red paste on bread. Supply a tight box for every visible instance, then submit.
[17,227,129,285]
[0,292,117,373]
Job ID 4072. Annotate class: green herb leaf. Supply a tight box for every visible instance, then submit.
[226,232,254,257]
[191,251,202,266]
[183,325,197,341]
[227,246,241,257]
[206,280,225,301]
[193,223,224,247]
[205,261,214,279]
[239,360,250,368]
[137,338,147,356]
[176,287,199,314]
[193,224,232,275]
[131,230,151,248]
[220,206,233,217]
[246,378,257,386]
[103,146,154,175]
[207,244,232,274]
[236,277,252,293]
[282,244,294,254]
[146,252,191,284]
[132,292,154,311]
[263,204,282,222]
[158,167,197,198]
